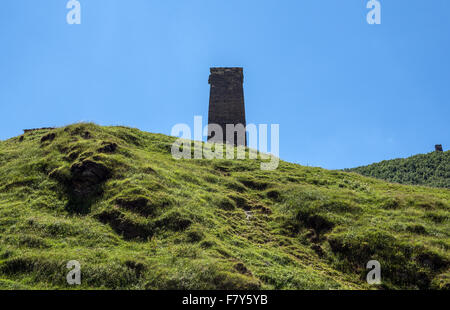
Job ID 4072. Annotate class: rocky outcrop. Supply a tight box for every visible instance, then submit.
[69,160,110,198]
[50,159,111,213]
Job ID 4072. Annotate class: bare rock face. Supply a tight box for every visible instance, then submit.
[435,144,443,152]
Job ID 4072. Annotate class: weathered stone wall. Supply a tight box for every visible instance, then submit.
[208,67,247,146]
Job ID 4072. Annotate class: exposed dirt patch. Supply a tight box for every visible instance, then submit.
[239,178,269,190]
[311,244,325,257]
[142,166,157,174]
[97,142,118,153]
[153,211,192,232]
[70,160,110,197]
[186,226,205,243]
[213,163,231,174]
[415,252,449,272]
[218,197,236,211]
[65,150,80,161]
[228,194,250,210]
[0,180,35,192]
[251,204,272,214]
[266,189,282,202]
[224,181,246,192]
[234,262,252,276]
[124,260,147,278]
[40,133,56,143]
[50,159,111,214]
[96,208,153,240]
[115,197,159,217]
[406,224,427,235]
[305,229,319,243]
[297,211,334,235]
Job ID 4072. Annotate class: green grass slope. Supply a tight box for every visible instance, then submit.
[0,123,448,290]
[345,151,450,188]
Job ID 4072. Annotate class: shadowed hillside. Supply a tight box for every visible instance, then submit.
[345,151,450,189]
[0,123,448,290]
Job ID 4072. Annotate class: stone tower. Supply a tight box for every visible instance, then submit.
[208,67,247,146]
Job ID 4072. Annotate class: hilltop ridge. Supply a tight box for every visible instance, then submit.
[346,151,449,188]
[0,123,448,290]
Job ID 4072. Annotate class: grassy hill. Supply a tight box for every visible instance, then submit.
[345,151,450,188]
[0,123,448,290]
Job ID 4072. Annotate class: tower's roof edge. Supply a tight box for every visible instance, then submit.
[210,67,243,72]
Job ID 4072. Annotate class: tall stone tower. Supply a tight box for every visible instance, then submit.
[208,67,247,146]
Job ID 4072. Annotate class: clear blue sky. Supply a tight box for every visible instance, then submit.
[1,0,449,169]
